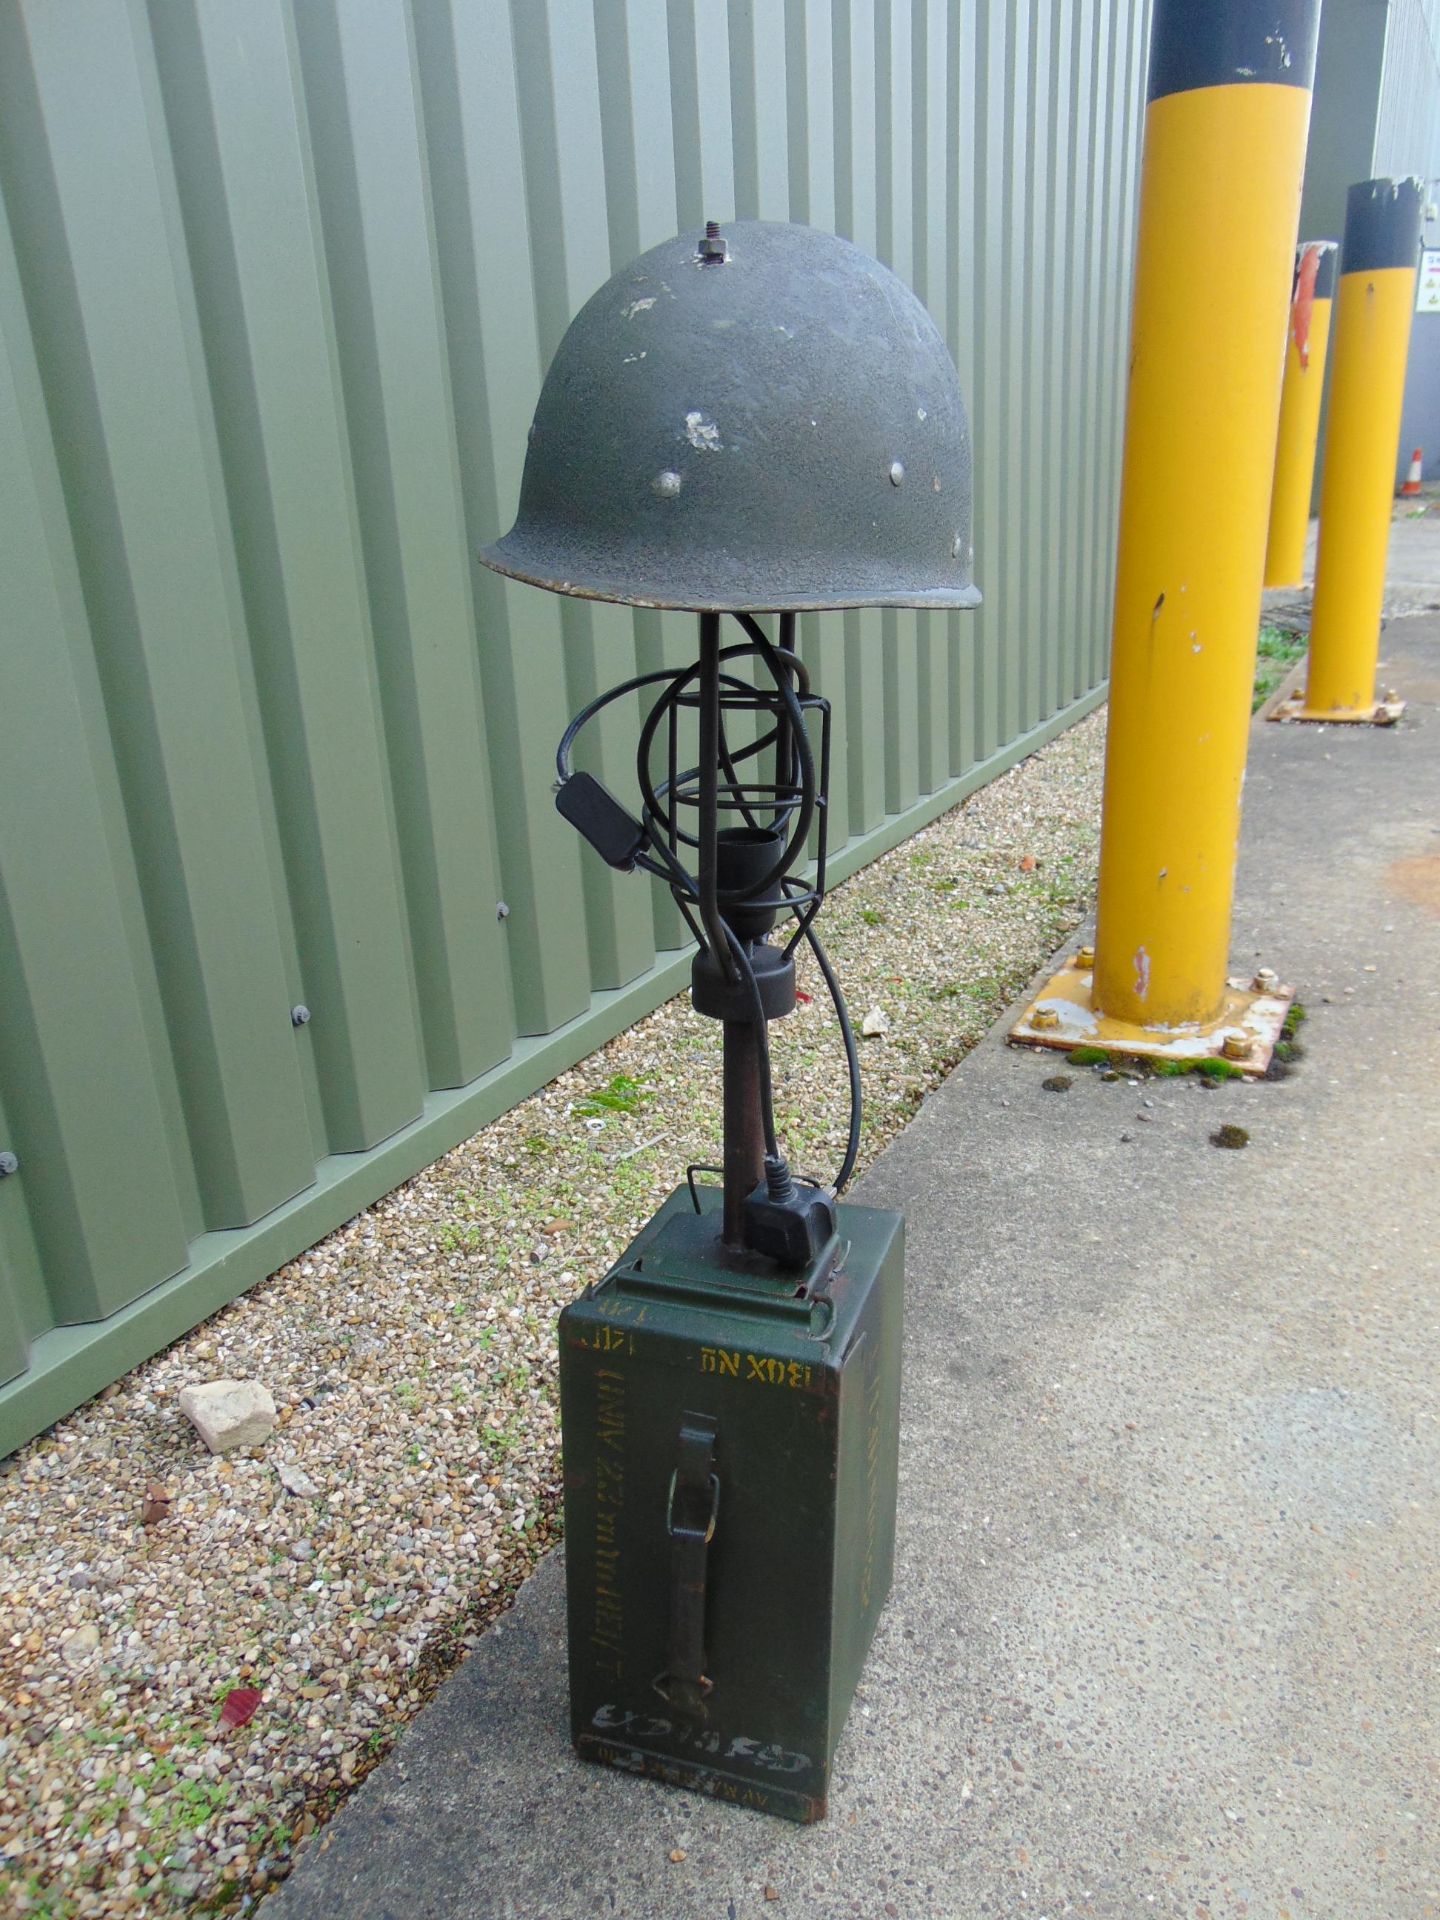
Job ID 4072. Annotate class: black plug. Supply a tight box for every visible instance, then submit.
[555,771,647,871]
[742,1155,837,1269]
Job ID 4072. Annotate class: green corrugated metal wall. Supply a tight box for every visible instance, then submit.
[0,0,1147,1456]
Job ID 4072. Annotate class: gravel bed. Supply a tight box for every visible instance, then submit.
[0,711,1104,1920]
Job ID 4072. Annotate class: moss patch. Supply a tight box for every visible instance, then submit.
[1195,1056,1243,1081]
[1146,1055,1243,1081]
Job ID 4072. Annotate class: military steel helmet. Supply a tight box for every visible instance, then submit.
[480,219,980,613]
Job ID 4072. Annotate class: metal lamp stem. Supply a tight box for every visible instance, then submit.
[696,611,769,1249]
[721,1019,766,1250]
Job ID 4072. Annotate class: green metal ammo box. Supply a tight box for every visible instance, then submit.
[558,1184,903,1822]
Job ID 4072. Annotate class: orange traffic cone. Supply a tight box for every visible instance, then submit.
[1402,446,1423,496]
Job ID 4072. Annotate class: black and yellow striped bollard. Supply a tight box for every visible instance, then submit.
[1011,0,1315,1071]
[1284,177,1423,722]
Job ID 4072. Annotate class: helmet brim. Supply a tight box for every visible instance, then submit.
[477,536,983,615]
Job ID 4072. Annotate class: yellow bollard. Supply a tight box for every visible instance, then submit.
[1011,0,1313,1071]
[1263,241,1338,589]
[1287,178,1422,722]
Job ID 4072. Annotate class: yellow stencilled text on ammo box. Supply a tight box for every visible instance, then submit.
[578,1322,635,1355]
[699,1347,813,1390]
[592,1368,626,1678]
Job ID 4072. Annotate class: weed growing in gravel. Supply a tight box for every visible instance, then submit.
[437,1222,484,1254]
[573,1073,649,1117]
[173,1780,230,1831]
[932,973,1002,1002]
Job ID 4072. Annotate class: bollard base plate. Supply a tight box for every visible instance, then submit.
[1009,957,1294,1077]
[1270,690,1405,726]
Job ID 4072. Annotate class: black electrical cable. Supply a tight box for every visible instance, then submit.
[803,925,862,1194]
[556,664,688,783]
[780,876,861,1194]
[715,715,766,833]
[723,926,781,1162]
[556,612,849,1192]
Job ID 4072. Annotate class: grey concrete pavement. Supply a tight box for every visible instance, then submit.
[1377,508,1440,595]
[268,617,1440,1920]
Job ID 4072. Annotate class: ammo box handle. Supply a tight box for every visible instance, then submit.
[655,1412,720,1713]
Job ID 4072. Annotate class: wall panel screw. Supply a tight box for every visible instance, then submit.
[291,1005,311,1027]
[0,1152,18,1176]
[496,901,510,921]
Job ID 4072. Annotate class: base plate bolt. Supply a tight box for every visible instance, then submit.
[1031,1009,1060,1031]
[1073,945,1095,969]
[1220,1033,1253,1061]
[1251,966,1278,992]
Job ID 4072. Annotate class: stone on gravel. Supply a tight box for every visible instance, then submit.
[276,1461,320,1498]
[59,1624,99,1666]
[178,1379,277,1452]
[860,1006,890,1038]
